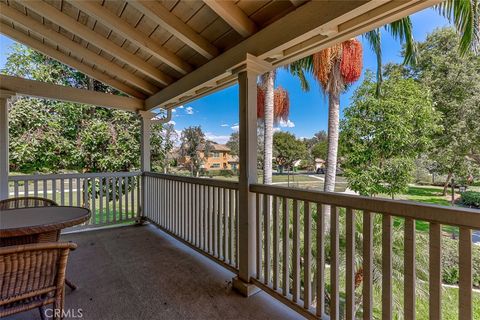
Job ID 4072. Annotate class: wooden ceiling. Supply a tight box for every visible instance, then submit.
[0,0,440,111]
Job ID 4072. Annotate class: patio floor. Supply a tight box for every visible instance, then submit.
[5,224,303,320]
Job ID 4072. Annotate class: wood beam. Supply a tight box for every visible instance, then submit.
[68,0,192,75]
[0,75,144,112]
[128,0,219,59]
[0,3,158,95]
[145,0,373,109]
[145,0,438,110]
[20,0,173,86]
[0,23,145,99]
[203,0,257,37]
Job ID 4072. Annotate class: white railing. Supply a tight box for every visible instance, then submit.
[143,172,239,272]
[8,172,141,230]
[250,184,480,320]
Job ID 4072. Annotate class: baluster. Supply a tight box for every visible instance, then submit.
[272,196,279,290]
[99,177,104,224]
[330,205,339,320]
[264,194,271,285]
[33,179,38,198]
[256,193,262,280]
[112,177,117,223]
[304,201,312,310]
[382,214,393,320]
[316,204,325,317]
[429,222,442,320]
[404,217,416,320]
[60,178,65,205]
[282,197,289,296]
[459,227,472,320]
[14,180,18,198]
[91,178,96,223]
[223,188,228,262]
[292,199,300,303]
[345,208,355,319]
[68,178,73,206]
[363,210,373,320]
[229,188,234,266]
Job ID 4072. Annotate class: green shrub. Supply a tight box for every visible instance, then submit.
[217,169,235,177]
[460,191,480,208]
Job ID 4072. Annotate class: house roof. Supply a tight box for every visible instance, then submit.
[197,143,230,152]
[0,0,439,111]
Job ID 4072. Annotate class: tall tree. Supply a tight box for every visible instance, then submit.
[341,71,439,198]
[409,28,480,194]
[273,131,307,172]
[151,123,177,174]
[257,74,290,184]
[179,126,207,177]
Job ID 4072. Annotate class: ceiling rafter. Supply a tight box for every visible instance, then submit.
[0,22,146,99]
[0,3,158,95]
[127,0,219,59]
[19,0,174,86]
[68,0,192,75]
[203,0,257,37]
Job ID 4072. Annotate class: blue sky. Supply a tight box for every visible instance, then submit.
[0,8,451,144]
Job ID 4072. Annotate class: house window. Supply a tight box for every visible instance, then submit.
[211,163,221,168]
[212,152,220,158]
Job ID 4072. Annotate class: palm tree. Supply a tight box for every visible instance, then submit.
[310,40,363,193]
[257,72,290,184]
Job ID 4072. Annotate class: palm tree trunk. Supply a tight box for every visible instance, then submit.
[263,71,275,184]
[324,93,340,193]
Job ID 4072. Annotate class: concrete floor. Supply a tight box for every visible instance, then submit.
[6,224,303,320]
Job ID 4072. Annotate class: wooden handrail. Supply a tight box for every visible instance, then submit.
[250,184,480,229]
[9,171,141,181]
[144,172,239,190]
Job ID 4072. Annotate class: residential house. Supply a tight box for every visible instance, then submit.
[178,143,238,171]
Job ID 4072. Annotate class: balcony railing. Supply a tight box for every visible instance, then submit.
[8,172,141,230]
[6,172,479,319]
[250,183,480,320]
[143,172,240,272]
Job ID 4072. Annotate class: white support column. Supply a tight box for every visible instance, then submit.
[0,91,15,200]
[139,111,153,173]
[232,54,271,296]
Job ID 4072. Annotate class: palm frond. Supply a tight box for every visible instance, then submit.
[287,56,313,92]
[386,17,417,65]
[435,0,479,55]
[364,29,382,97]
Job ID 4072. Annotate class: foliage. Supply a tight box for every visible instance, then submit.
[151,123,177,173]
[409,28,480,193]
[272,132,306,169]
[460,191,480,208]
[311,141,328,161]
[226,131,239,156]
[179,126,207,177]
[341,71,440,197]
[3,43,170,174]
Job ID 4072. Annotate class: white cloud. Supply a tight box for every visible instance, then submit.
[273,127,282,133]
[279,119,295,128]
[185,106,194,115]
[172,109,177,113]
[220,124,229,127]
[205,133,230,144]
[231,125,239,131]
[168,120,176,125]
[177,105,184,109]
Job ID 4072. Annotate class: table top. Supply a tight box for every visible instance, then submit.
[0,206,91,237]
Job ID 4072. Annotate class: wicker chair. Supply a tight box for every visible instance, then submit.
[0,242,77,320]
[0,197,58,210]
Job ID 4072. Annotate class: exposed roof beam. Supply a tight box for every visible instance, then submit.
[0,23,145,99]
[0,3,158,95]
[128,0,219,59]
[68,0,192,75]
[203,0,257,37]
[145,0,375,109]
[145,0,439,110]
[20,0,173,86]
[1,75,144,112]
[289,0,307,7]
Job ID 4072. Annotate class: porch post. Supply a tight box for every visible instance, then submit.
[139,111,152,172]
[0,91,15,200]
[232,55,271,296]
